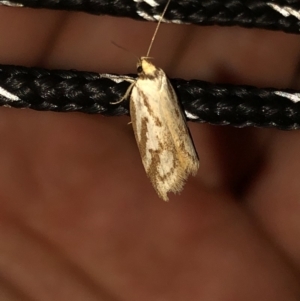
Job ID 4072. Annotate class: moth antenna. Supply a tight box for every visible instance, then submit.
[111,41,139,61]
[146,0,171,57]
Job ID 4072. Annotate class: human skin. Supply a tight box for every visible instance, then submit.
[0,5,300,301]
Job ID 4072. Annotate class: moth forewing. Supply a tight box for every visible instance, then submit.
[159,68,199,176]
[130,59,199,201]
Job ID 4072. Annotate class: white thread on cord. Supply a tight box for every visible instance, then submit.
[274,91,300,103]
[0,86,20,101]
[185,110,198,120]
[137,10,187,23]
[267,3,300,21]
[134,0,159,7]
[0,0,23,7]
[136,10,156,21]
[135,0,187,23]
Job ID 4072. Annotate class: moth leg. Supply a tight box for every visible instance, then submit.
[99,74,135,83]
[100,74,136,104]
[110,81,136,104]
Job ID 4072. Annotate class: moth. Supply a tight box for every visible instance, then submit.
[106,0,199,201]
[130,57,199,201]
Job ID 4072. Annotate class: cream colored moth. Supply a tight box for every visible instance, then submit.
[109,0,199,201]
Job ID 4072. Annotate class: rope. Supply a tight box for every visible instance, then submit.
[0,64,300,129]
[1,0,300,34]
[0,1,299,129]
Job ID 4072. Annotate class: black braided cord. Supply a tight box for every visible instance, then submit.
[0,64,300,130]
[1,0,300,34]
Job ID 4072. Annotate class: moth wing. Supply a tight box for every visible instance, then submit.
[159,73,199,176]
[130,70,199,201]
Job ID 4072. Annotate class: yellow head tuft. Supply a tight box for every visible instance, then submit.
[137,58,157,76]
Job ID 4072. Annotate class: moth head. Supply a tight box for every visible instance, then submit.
[137,57,156,76]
